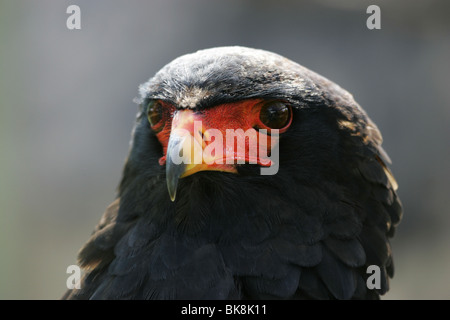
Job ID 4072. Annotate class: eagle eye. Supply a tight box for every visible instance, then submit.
[147,100,164,131]
[259,101,292,130]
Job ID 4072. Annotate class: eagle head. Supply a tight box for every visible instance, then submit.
[65,46,402,300]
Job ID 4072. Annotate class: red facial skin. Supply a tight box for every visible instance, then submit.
[148,99,292,176]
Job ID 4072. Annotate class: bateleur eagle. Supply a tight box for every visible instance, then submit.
[63,46,402,300]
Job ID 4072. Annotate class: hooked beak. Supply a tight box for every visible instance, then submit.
[164,110,237,201]
[165,133,188,202]
[160,105,278,202]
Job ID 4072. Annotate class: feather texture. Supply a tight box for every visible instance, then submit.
[63,46,402,300]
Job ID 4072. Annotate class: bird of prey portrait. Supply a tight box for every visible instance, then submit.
[63,46,402,300]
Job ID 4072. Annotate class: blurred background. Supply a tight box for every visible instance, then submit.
[0,0,449,299]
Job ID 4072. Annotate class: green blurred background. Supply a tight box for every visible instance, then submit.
[1,0,449,299]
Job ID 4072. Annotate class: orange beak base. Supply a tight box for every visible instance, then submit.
[155,99,282,201]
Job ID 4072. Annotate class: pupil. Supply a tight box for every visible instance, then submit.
[148,102,162,126]
[261,102,289,129]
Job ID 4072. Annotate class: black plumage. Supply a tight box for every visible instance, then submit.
[63,46,402,300]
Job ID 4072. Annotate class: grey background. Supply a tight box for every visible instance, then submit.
[0,0,449,299]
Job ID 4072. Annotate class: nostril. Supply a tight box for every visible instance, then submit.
[198,130,204,140]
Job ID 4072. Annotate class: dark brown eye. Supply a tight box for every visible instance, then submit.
[147,100,163,128]
[259,101,291,129]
